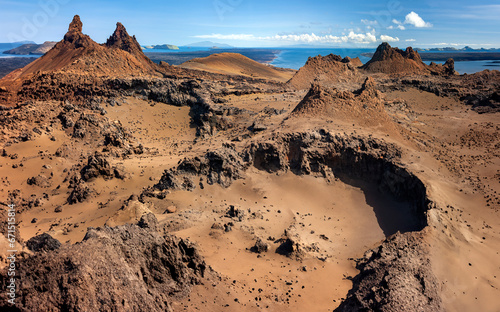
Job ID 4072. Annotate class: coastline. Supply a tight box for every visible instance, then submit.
[361,51,500,62]
[1,48,500,80]
[145,48,281,66]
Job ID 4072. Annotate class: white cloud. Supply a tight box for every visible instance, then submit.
[405,39,416,42]
[194,30,384,45]
[404,12,432,28]
[388,19,405,30]
[380,35,399,42]
[361,19,378,26]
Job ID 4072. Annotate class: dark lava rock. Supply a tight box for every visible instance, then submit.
[26,233,61,252]
[335,232,442,312]
[226,205,246,221]
[152,145,246,193]
[137,212,159,231]
[250,238,269,254]
[80,153,114,181]
[26,174,52,188]
[275,237,306,261]
[67,181,94,204]
[0,215,209,312]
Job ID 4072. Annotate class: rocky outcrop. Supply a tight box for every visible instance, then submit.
[335,232,442,312]
[291,77,381,117]
[62,15,95,48]
[290,77,399,131]
[106,22,142,55]
[362,42,455,76]
[288,53,362,90]
[67,180,94,204]
[362,42,427,74]
[81,153,119,181]
[0,214,209,312]
[382,69,500,113]
[148,144,247,197]
[105,22,156,69]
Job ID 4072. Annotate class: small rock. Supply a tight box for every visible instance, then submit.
[251,238,269,254]
[137,213,159,231]
[166,205,177,213]
[211,222,224,230]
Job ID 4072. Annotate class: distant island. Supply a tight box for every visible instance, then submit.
[0,41,36,50]
[3,41,57,55]
[414,46,500,52]
[361,49,500,62]
[145,48,279,66]
[183,41,233,48]
[142,44,179,50]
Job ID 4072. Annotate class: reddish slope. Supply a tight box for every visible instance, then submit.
[287,54,362,90]
[179,52,295,82]
[362,42,455,75]
[0,15,163,106]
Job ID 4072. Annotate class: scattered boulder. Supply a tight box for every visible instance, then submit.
[250,238,269,253]
[275,237,306,261]
[137,212,159,231]
[26,233,61,252]
[81,153,128,181]
[80,153,113,181]
[166,205,177,214]
[67,181,94,204]
[27,175,52,188]
[226,205,246,221]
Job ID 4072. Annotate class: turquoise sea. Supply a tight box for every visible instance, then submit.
[268,48,500,74]
[269,48,373,69]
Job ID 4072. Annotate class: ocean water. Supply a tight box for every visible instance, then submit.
[142,46,212,53]
[271,48,500,74]
[269,48,373,69]
[1,45,499,74]
[448,60,500,74]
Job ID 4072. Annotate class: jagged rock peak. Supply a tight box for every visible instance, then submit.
[62,15,95,48]
[361,76,376,91]
[68,15,82,33]
[105,22,143,55]
[110,22,129,41]
[371,42,422,63]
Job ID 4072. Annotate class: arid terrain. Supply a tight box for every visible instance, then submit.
[0,15,499,312]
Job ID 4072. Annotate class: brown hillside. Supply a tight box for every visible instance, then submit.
[288,54,362,90]
[291,77,400,133]
[179,52,295,82]
[362,42,455,75]
[0,15,164,105]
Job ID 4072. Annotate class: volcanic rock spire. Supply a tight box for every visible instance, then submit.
[105,22,155,66]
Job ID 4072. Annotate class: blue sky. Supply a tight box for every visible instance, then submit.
[0,0,499,48]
